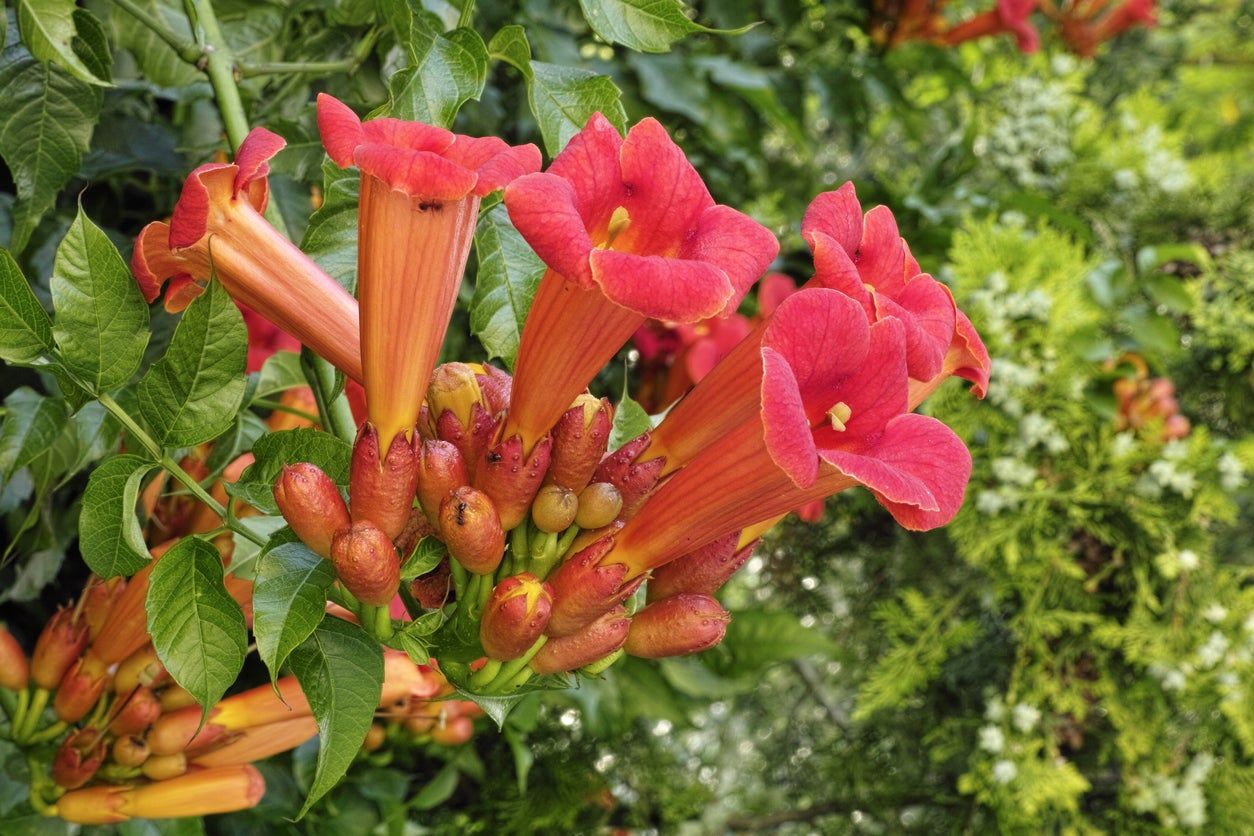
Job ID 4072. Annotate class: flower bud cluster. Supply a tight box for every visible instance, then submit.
[1114,371,1190,441]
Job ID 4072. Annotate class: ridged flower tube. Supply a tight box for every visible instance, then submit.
[609,289,973,578]
[55,765,266,825]
[317,94,540,450]
[132,128,362,380]
[502,113,779,450]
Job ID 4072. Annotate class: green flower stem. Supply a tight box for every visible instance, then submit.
[529,531,561,579]
[239,59,356,78]
[97,393,161,459]
[449,560,469,602]
[495,665,536,694]
[554,525,582,561]
[328,583,358,614]
[363,604,394,641]
[511,524,530,563]
[250,398,321,424]
[17,688,49,742]
[482,636,547,694]
[468,658,502,690]
[185,0,250,153]
[26,721,68,745]
[111,0,203,63]
[9,688,30,739]
[300,351,358,445]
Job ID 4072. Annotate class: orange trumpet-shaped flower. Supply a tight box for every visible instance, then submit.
[132,128,362,380]
[55,765,266,825]
[191,716,319,768]
[317,94,540,450]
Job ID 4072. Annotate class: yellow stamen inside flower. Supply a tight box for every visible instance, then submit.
[827,402,852,432]
[605,206,631,246]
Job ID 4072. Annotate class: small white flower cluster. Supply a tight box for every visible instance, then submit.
[1217,452,1246,492]
[1137,443,1199,498]
[1148,662,1190,692]
[1018,412,1068,454]
[1195,631,1231,670]
[979,77,1077,190]
[1129,754,1216,829]
[977,699,1041,786]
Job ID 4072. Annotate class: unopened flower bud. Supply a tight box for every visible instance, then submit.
[112,735,150,768]
[91,561,155,665]
[31,607,89,690]
[530,607,631,675]
[273,463,350,557]
[1164,414,1190,440]
[474,435,552,530]
[431,715,474,746]
[350,422,421,541]
[647,533,754,602]
[53,728,106,789]
[54,654,110,723]
[114,646,167,693]
[591,433,664,519]
[416,439,469,526]
[0,623,28,690]
[364,723,387,752]
[159,684,198,712]
[574,482,623,530]
[428,363,485,431]
[548,395,612,492]
[331,522,401,607]
[142,752,188,781]
[532,485,578,533]
[544,538,644,637]
[82,577,126,640]
[109,686,162,736]
[625,593,730,659]
[480,573,553,660]
[476,364,512,415]
[439,487,506,575]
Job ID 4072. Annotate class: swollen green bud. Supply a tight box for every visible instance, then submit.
[532,485,578,533]
[574,482,623,529]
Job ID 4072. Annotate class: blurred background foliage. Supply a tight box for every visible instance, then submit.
[1,0,1252,832]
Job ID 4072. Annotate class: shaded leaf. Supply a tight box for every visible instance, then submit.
[254,542,335,684]
[0,388,68,479]
[0,245,54,364]
[78,454,155,578]
[228,428,351,514]
[15,0,109,85]
[579,0,753,54]
[470,204,543,370]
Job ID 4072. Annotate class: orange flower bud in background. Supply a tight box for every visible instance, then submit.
[480,573,553,660]
[416,440,469,527]
[52,728,106,789]
[473,435,552,530]
[431,715,474,746]
[363,723,387,752]
[530,606,632,675]
[150,676,310,755]
[90,560,157,665]
[439,487,506,575]
[544,538,644,637]
[82,578,126,640]
[191,716,319,767]
[548,395,612,493]
[142,752,189,781]
[273,463,350,557]
[646,533,755,602]
[122,764,266,821]
[112,735,150,768]
[108,686,163,736]
[0,623,28,690]
[113,646,165,693]
[31,608,89,690]
[159,685,198,712]
[331,521,401,606]
[54,785,128,825]
[53,655,110,723]
[350,423,421,541]
[624,593,731,659]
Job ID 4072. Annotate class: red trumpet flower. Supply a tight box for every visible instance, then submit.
[941,0,1040,52]
[502,113,779,449]
[132,128,362,380]
[317,94,540,450]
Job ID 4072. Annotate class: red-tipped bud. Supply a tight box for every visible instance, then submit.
[591,433,664,519]
[54,654,110,723]
[544,538,645,637]
[273,463,350,557]
[625,593,731,659]
[647,534,755,602]
[549,395,612,492]
[474,435,552,530]
[476,364,513,415]
[1164,414,1190,440]
[142,752,188,781]
[530,607,631,675]
[574,482,623,530]
[428,363,486,431]
[439,487,506,575]
[1147,378,1174,400]
[480,573,553,660]
[114,646,167,693]
[112,735,150,768]
[532,484,578,533]
[350,422,421,541]
[409,558,452,609]
[416,439,469,526]
[53,728,106,789]
[330,522,401,607]
[0,623,28,690]
[82,577,126,640]
[431,715,474,746]
[109,686,162,736]
[31,607,89,690]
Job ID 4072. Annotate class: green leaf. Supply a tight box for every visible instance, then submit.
[0,388,69,479]
[400,536,446,581]
[252,351,306,402]
[503,728,534,794]
[49,208,149,392]
[0,35,101,252]
[147,537,248,713]
[0,246,53,364]
[253,542,336,684]
[1145,274,1194,313]
[470,204,543,370]
[228,428,352,514]
[301,160,359,294]
[489,25,626,156]
[15,0,109,85]
[609,383,650,450]
[390,610,445,665]
[78,454,156,578]
[579,0,754,53]
[137,277,248,447]
[718,610,839,672]
[385,9,488,129]
[411,763,458,811]
[289,616,384,818]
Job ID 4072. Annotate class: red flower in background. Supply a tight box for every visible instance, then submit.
[1052,0,1156,56]
[941,0,1041,52]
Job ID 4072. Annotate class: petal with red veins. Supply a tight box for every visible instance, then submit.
[756,272,796,317]
[680,205,779,316]
[353,144,478,201]
[362,118,454,154]
[505,173,596,287]
[801,182,863,255]
[823,317,908,441]
[617,118,713,256]
[131,221,183,303]
[760,346,820,488]
[453,140,542,195]
[231,128,286,197]
[761,289,870,421]
[548,112,626,234]
[808,230,874,318]
[316,93,366,167]
[951,310,991,398]
[589,249,731,321]
[856,206,907,294]
[168,163,232,249]
[860,414,971,530]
